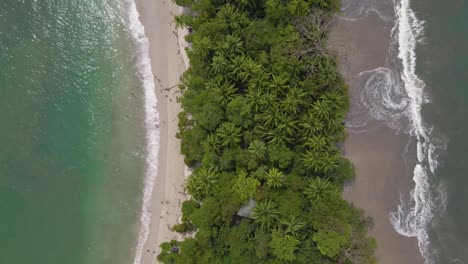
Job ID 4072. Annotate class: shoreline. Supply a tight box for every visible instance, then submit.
[136,1,378,263]
[130,0,424,263]
[133,0,189,263]
[329,10,424,264]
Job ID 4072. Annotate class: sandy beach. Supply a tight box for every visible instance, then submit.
[132,0,425,263]
[330,11,424,264]
[134,0,189,263]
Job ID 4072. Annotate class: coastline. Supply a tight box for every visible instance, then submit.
[129,0,422,263]
[329,9,424,264]
[137,0,378,263]
[132,0,189,263]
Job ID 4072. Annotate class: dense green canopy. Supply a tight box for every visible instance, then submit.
[159,0,376,263]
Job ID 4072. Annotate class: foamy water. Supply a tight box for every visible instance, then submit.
[341,0,446,263]
[347,67,411,132]
[388,0,441,262]
[339,0,395,22]
[122,1,161,264]
[122,0,447,262]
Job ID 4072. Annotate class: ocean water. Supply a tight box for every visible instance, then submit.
[0,1,157,263]
[413,0,468,263]
[341,0,468,263]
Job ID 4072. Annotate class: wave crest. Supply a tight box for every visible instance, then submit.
[122,1,161,264]
[345,0,447,262]
[385,0,445,263]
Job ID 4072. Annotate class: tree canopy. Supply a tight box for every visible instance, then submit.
[158,0,376,263]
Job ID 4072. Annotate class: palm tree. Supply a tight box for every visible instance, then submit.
[259,113,297,143]
[312,0,330,9]
[314,56,338,86]
[201,134,220,153]
[222,34,244,56]
[320,90,345,111]
[216,5,242,33]
[174,14,192,29]
[213,81,237,106]
[281,94,298,114]
[324,116,340,133]
[192,36,212,61]
[211,54,228,74]
[302,150,320,172]
[229,55,247,80]
[259,106,284,128]
[236,0,256,9]
[248,139,267,160]
[239,58,263,82]
[252,199,280,228]
[287,0,310,17]
[320,153,339,174]
[303,177,337,204]
[265,168,284,188]
[304,135,329,152]
[186,167,218,199]
[300,112,324,140]
[269,73,289,93]
[263,124,293,147]
[279,214,306,237]
[302,150,338,173]
[245,86,264,113]
[288,57,302,76]
[281,86,307,114]
[216,122,242,147]
[312,99,332,121]
[248,70,270,91]
[258,91,278,110]
[282,115,298,137]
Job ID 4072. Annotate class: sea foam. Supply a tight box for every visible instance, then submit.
[348,67,411,132]
[339,0,394,22]
[344,0,445,262]
[388,0,443,263]
[122,1,161,264]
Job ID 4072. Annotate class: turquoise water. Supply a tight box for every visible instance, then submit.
[0,1,146,263]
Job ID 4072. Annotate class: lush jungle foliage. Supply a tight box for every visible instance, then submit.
[158,0,376,263]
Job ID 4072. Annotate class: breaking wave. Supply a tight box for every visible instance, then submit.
[122,1,161,264]
[388,0,437,262]
[345,0,446,262]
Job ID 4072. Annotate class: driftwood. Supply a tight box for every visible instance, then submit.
[164,84,179,91]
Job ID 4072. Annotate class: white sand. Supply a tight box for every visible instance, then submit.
[133,0,190,263]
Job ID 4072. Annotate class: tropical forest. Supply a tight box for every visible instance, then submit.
[158,0,377,263]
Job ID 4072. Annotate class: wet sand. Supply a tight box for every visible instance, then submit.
[329,11,424,264]
[131,0,425,263]
[134,0,190,263]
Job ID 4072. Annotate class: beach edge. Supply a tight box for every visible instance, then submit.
[132,0,190,263]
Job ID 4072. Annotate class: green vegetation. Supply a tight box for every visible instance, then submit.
[159,0,376,263]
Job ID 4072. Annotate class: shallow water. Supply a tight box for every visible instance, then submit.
[0,1,147,263]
